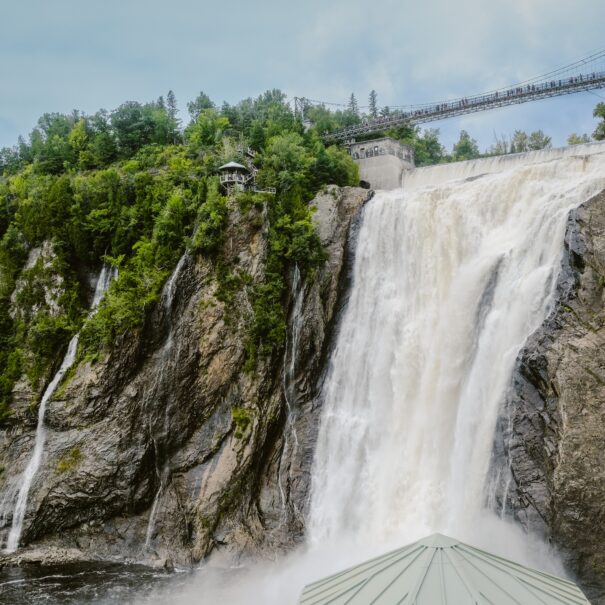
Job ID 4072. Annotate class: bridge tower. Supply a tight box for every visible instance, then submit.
[348,137,415,190]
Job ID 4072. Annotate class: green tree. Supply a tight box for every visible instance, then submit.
[187,91,215,122]
[527,130,552,151]
[567,133,591,145]
[452,130,480,161]
[348,93,359,116]
[86,110,118,167]
[110,102,156,157]
[258,132,311,192]
[248,119,266,150]
[369,90,378,119]
[414,129,445,166]
[0,146,22,175]
[190,178,227,254]
[68,118,91,168]
[487,134,510,156]
[166,90,181,143]
[511,130,529,153]
[593,103,605,141]
[186,109,230,151]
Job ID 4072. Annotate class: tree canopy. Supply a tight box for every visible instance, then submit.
[594,103,605,141]
[0,88,360,422]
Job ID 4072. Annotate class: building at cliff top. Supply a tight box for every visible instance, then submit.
[298,533,590,604]
[218,147,276,195]
[347,137,415,190]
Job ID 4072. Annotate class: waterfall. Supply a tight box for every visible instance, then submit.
[144,253,187,551]
[3,265,116,553]
[308,143,605,559]
[278,265,304,517]
[126,145,605,604]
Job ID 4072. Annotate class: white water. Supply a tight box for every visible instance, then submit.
[278,265,304,518]
[4,265,116,552]
[144,254,187,550]
[135,144,605,605]
[309,144,605,555]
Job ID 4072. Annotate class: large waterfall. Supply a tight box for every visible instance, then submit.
[8,146,605,605]
[308,144,605,556]
[141,144,605,605]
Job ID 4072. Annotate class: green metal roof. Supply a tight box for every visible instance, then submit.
[298,533,590,604]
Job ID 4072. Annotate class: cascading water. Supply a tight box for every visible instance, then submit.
[3,265,116,553]
[278,264,304,518]
[308,143,605,558]
[135,144,605,605]
[4,146,605,605]
[144,253,187,550]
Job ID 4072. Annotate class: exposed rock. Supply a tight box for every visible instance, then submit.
[10,242,64,321]
[0,186,369,567]
[491,190,605,604]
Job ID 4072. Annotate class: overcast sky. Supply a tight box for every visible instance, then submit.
[2,0,605,151]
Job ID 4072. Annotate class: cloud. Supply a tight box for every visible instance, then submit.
[1,0,604,149]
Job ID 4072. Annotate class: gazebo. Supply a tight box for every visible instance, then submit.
[298,534,589,604]
[218,161,252,192]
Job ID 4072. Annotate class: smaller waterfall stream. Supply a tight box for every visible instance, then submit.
[144,254,187,550]
[277,265,304,517]
[4,265,116,552]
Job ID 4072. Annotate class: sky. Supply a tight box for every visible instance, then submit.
[1,0,605,151]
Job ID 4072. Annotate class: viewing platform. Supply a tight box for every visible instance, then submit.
[348,137,415,190]
[218,161,276,195]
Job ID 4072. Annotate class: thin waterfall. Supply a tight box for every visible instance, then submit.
[3,265,116,553]
[144,253,187,550]
[278,264,304,518]
[308,144,605,563]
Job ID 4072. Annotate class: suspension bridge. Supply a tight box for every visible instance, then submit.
[298,49,605,144]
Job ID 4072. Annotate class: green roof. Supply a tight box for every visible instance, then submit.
[298,533,589,604]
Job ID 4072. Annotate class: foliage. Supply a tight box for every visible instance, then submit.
[348,93,359,116]
[412,129,446,166]
[368,90,378,118]
[594,103,605,141]
[0,87,355,421]
[244,188,326,368]
[56,446,82,473]
[452,130,480,161]
[567,133,591,145]
[231,407,252,439]
[509,129,552,153]
[189,178,228,254]
[187,91,215,122]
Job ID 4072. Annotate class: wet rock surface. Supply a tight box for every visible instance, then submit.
[0,186,369,567]
[492,190,605,604]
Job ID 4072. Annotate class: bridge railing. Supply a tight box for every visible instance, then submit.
[323,70,605,143]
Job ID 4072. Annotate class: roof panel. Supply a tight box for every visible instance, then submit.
[298,534,590,605]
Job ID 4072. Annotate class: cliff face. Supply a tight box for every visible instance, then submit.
[0,186,368,567]
[3,180,605,603]
[492,191,605,603]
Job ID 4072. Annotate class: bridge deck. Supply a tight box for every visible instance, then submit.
[323,71,605,143]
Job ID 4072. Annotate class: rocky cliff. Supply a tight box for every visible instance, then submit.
[0,186,369,567]
[3,179,605,604]
[492,190,605,604]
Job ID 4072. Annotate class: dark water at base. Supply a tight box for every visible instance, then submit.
[0,563,189,605]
